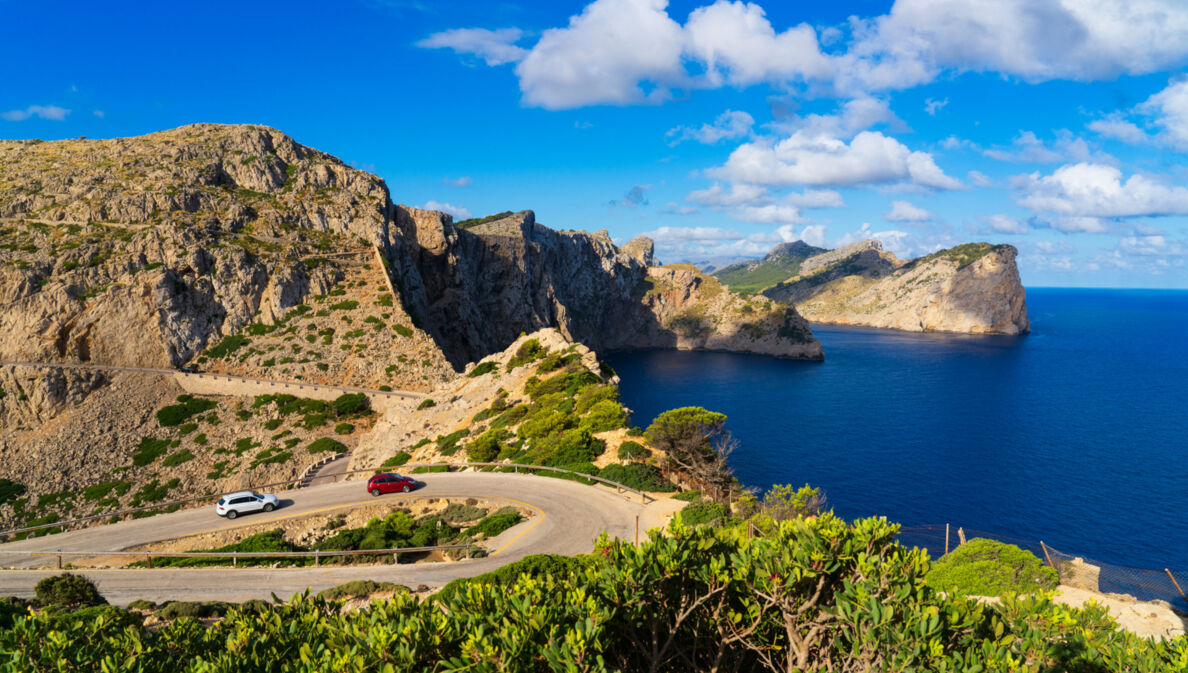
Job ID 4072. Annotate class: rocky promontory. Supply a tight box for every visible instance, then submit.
[716,239,1029,335]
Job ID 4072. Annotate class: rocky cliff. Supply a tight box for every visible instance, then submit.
[762,241,1030,335]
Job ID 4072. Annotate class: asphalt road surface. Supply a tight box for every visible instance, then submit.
[0,472,659,605]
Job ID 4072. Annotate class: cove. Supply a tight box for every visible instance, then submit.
[605,288,1188,571]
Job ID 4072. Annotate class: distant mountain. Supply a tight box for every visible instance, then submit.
[711,241,828,294]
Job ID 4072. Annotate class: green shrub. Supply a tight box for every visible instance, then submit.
[616,440,649,460]
[125,599,156,611]
[263,418,283,430]
[34,574,106,613]
[380,452,411,468]
[334,422,355,435]
[672,490,702,502]
[0,479,26,507]
[162,449,194,467]
[678,501,730,526]
[157,601,234,620]
[301,413,327,429]
[177,422,198,436]
[439,503,487,522]
[416,398,436,410]
[317,580,406,601]
[435,553,586,603]
[579,399,627,432]
[465,508,522,538]
[505,338,546,371]
[0,598,27,629]
[925,538,1059,597]
[307,437,346,455]
[332,393,369,417]
[204,334,250,359]
[466,429,509,463]
[468,361,498,378]
[81,481,130,501]
[131,437,170,466]
[156,396,217,427]
[392,324,413,337]
[329,300,358,311]
[436,429,470,456]
[597,462,676,492]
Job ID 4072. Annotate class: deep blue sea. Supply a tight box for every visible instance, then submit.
[606,288,1188,572]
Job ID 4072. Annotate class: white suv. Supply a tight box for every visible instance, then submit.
[215,491,279,519]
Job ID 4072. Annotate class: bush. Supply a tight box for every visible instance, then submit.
[156,396,217,427]
[381,452,411,468]
[672,490,702,502]
[157,601,234,620]
[925,538,1059,597]
[161,449,195,467]
[301,412,327,429]
[131,437,170,466]
[465,508,522,538]
[0,597,29,628]
[307,437,347,455]
[598,462,677,492]
[578,399,627,433]
[616,440,649,460]
[678,502,730,526]
[332,393,369,417]
[334,422,355,435]
[468,361,498,378]
[204,334,250,359]
[0,479,27,507]
[466,429,508,463]
[435,553,586,603]
[317,580,406,601]
[34,574,106,613]
[505,338,546,371]
[416,398,436,410]
[439,503,487,523]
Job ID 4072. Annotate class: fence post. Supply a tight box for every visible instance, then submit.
[314,552,319,567]
[944,523,950,556]
[1167,569,1187,601]
[635,515,639,546]
[147,554,152,569]
[1040,541,1057,574]
[233,553,238,568]
[56,554,62,570]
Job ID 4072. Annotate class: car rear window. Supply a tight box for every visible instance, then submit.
[218,498,225,505]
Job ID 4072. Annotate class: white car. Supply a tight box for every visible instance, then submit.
[215,491,279,519]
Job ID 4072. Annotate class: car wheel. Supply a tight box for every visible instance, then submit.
[371,487,381,497]
[263,503,275,512]
[226,510,237,520]
[401,484,411,493]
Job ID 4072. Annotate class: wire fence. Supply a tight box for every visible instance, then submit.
[898,524,1188,612]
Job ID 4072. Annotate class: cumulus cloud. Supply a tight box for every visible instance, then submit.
[422,200,473,219]
[924,97,948,115]
[417,28,528,66]
[668,109,754,145]
[515,0,686,109]
[686,183,840,225]
[1087,115,1149,145]
[982,214,1030,234]
[1,105,70,122]
[1013,163,1188,225]
[710,130,962,190]
[773,97,901,138]
[838,0,1188,94]
[968,170,994,187]
[611,184,652,208]
[662,201,699,215]
[981,130,1101,164]
[1136,78,1188,150]
[784,189,844,208]
[424,1,1188,108]
[883,200,932,222]
[443,176,472,187]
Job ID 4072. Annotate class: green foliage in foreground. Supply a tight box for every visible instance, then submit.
[4,517,1186,671]
[0,479,25,507]
[926,537,1060,597]
[155,395,217,427]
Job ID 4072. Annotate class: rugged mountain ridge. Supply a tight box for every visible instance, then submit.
[762,240,1030,335]
[0,124,821,432]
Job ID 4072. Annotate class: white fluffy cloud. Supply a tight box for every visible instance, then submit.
[1013,163,1188,221]
[417,28,528,66]
[884,200,932,222]
[515,0,686,109]
[424,1,1188,107]
[839,0,1188,94]
[422,200,473,219]
[982,130,1097,164]
[982,214,1030,234]
[1,105,70,122]
[687,183,842,225]
[1137,78,1188,150]
[668,109,754,145]
[683,0,831,87]
[711,130,962,190]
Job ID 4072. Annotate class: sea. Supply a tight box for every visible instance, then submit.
[606,288,1188,573]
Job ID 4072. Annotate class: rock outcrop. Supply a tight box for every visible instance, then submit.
[759,241,1029,335]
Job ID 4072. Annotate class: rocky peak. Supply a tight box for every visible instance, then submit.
[765,240,826,262]
[622,236,656,266]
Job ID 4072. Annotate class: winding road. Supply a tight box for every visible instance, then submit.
[0,472,681,605]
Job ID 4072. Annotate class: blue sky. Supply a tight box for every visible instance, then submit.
[4,0,1188,288]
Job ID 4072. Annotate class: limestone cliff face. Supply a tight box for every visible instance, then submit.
[0,125,823,430]
[385,210,823,364]
[763,241,1030,335]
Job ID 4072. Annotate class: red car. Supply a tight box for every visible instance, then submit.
[367,473,417,496]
